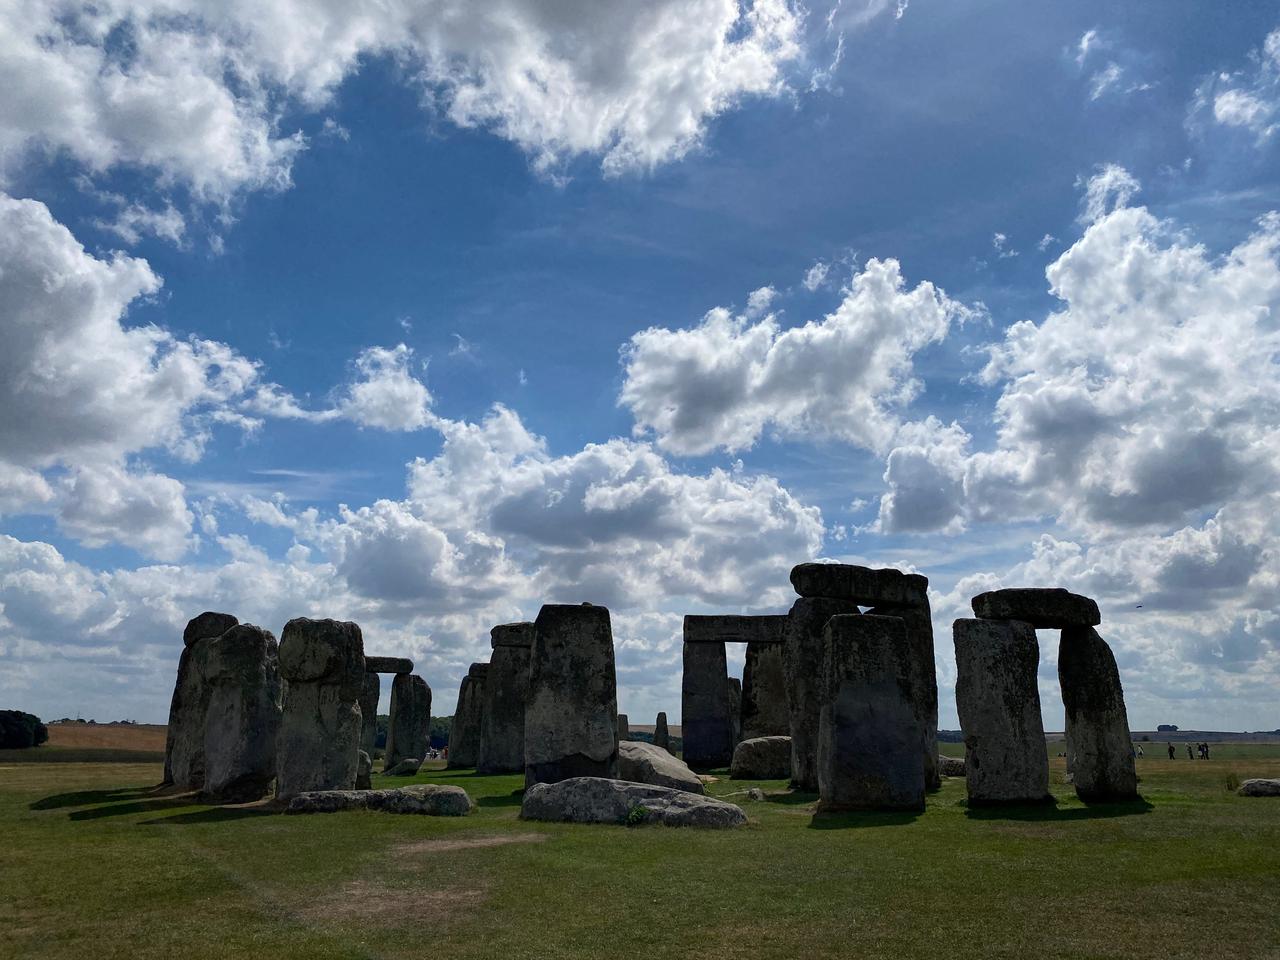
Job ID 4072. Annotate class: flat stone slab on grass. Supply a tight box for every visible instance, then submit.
[1238,779,1280,797]
[384,757,422,776]
[730,736,792,780]
[521,777,747,828]
[938,754,966,777]
[971,588,1100,628]
[286,784,473,816]
[617,741,704,794]
[789,563,928,607]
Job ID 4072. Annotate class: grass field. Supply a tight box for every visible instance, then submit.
[3,749,1279,960]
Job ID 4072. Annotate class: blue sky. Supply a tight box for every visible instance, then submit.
[2,0,1279,731]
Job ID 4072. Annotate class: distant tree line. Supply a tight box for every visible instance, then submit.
[0,710,49,749]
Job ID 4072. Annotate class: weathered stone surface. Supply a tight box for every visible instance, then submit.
[524,604,619,787]
[727,678,742,746]
[953,618,1051,805]
[817,615,925,812]
[867,600,940,791]
[1238,779,1280,797]
[384,673,431,772]
[972,588,1101,629]
[202,624,282,803]
[1059,626,1138,803]
[783,596,861,791]
[790,563,928,607]
[364,655,413,674]
[275,618,366,800]
[617,713,630,742]
[618,740,704,794]
[166,611,239,789]
[356,750,372,789]
[520,777,746,828]
[682,634,733,770]
[938,754,966,778]
[478,630,532,774]
[730,736,792,780]
[447,667,484,769]
[654,712,670,752]
[683,615,789,645]
[384,757,421,776]
[286,784,473,816]
[741,638,789,741]
[359,672,380,759]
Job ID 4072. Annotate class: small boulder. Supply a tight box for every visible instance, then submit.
[384,758,422,776]
[971,588,1100,628]
[520,777,746,828]
[1238,779,1280,797]
[618,741,704,794]
[938,754,966,778]
[286,784,473,816]
[356,750,372,789]
[730,736,792,780]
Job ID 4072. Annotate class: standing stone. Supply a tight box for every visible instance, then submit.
[524,603,619,787]
[783,597,861,791]
[654,712,670,753]
[1059,626,1138,803]
[275,618,366,800]
[681,633,733,769]
[616,713,630,742]
[741,638,789,741]
[202,624,282,803]
[356,750,372,790]
[447,664,487,769]
[818,615,925,812]
[727,678,742,746]
[359,672,380,760]
[165,611,239,789]
[478,621,534,774]
[384,674,432,772]
[867,599,940,791]
[953,618,1051,806]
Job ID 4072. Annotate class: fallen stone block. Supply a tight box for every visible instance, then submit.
[937,754,966,778]
[618,741,704,794]
[520,777,746,828]
[1238,779,1280,797]
[730,736,792,780]
[286,784,473,816]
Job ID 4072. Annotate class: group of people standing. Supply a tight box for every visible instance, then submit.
[1160,741,1212,760]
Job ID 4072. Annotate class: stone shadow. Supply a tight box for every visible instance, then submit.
[30,786,156,811]
[807,808,922,830]
[140,807,277,825]
[963,797,1154,822]
[476,791,524,809]
[66,796,196,821]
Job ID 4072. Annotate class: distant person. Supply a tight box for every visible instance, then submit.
[1168,742,1175,760]
[1204,742,1211,760]
[1186,743,1194,760]
[1136,744,1144,759]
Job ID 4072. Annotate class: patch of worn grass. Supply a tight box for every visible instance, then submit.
[2,750,1279,960]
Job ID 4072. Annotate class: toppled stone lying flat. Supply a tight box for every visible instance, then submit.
[971,588,1101,628]
[286,784,473,816]
[384,758,422,776]
[730,736,791,780]
[1238,779,1280,797]
[618,741,704,794]
[364,655,413,674]
[937,755,966,778]
[789,563,928,607]
[520,777,746,828]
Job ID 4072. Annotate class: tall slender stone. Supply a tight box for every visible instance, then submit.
[953,618,1050,806]
[1059,626,1138,803]
[818,615,924,811]
[681,630,733,769]
[478,621,534,774]
[617,713,630,742]
[654,712,670,752]
[867,599,940,791]
[741,638,789,740]
[275,618,365,800]
[783,597,861,791]
[524,603,619,787]
[359,672,380,759]
[202,624,282,803]
[448,663,487,769]
[727,678,742,746]
[385,674,432,772]
[165,611,239,789]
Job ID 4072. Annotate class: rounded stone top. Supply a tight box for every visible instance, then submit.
[468,662,490,679]
[278,618,366,691]
[204,623,277,683]
[971,588,1100,629]
[183,611,239,646]
[490,621,535,648]
[789,563,928,607]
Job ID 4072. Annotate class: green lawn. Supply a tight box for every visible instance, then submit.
[2,751,1278,960]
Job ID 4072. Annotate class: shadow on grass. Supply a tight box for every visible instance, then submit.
[140,807,277,826]
[30,785,157,811]
[763,790,818,806]
[66,796,196,821]
[476,791,525,808]
[808,809,922,830]
[963,797,1155,822]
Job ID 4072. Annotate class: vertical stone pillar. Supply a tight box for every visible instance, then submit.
[478,621,534,774]
[202,624,282,803]
[165,611,239,790]
[741,638,789,740]
[616,713,630,742]
[524,603,619,787]
[385,673,432,771]
[275,618,365,800]
[818,615,925,811]
[867,599,940,791]
[953,618,1050,806]
[1059,626,1138,802]
[681,626,733,769]
[359,672,380,759]
[727,678,742,746]
[447,663,487,768]
[783,597,861,791]
[654,711,670,753]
